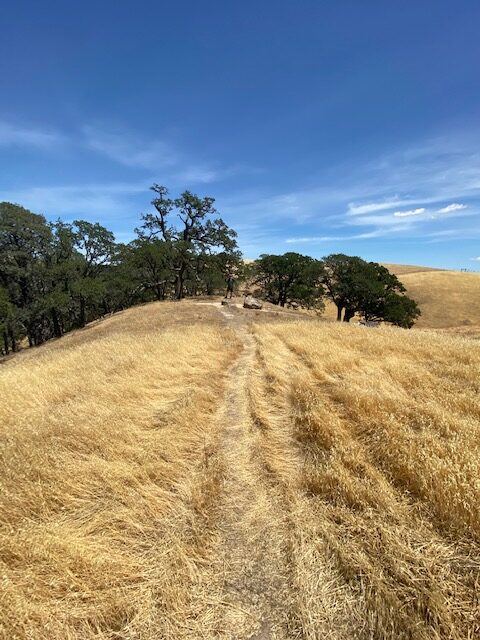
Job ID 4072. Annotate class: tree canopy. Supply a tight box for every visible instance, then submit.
[251,252,420,327]
[253,252,324,309]
[0,186,241,354]
[321,253,420,326]
[138,185,239,299]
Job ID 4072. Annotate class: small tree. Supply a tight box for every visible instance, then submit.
[321,254,364,320]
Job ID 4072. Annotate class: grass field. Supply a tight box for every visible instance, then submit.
[0,303,241,638]
[1,300,479,639]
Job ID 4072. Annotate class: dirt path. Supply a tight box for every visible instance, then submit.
[213,307,297,640]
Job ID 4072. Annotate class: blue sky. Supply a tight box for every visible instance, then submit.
[1,1,480,269]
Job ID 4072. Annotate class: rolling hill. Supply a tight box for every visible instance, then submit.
[1,299,478,639]
[322,264,480,330]
[387,265,480,329]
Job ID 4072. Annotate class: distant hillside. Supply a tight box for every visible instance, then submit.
[386,265,480,329]
[321,263,480,329]
[382,263,442,276]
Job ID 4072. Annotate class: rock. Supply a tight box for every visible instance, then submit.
[359,320,380,328]
[243,295,263,310]
[221,299,230,306]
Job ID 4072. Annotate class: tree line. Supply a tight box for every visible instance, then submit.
[0,184,420,355]
[0,185,241,354]
[251,252,420,327]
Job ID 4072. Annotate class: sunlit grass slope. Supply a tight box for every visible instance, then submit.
[393,268,480,329]
[0,302,239,639]
[1,301,479,639]
[250,320,480,639]
[322,264,480,330]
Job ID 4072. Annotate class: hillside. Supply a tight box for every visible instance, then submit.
[322,264,480,330]
[1,300,479,639]
[388,266,480,329]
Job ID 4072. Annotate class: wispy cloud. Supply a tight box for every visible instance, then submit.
[348,198,413,215]
[471,256,480,261]
[0,119,242,186]
[81,124,240,185]
[0,182,146,221]
[393,208,425,218]
[224,129,480,251]
[2,118,480,252]
[285,235,344,243]
[0,121,64,148]
[82,125,177,170]
[437,202,467,214]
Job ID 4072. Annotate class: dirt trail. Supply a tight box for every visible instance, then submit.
[214,307,296,640]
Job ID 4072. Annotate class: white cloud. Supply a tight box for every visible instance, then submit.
[437,203,467,214]
[471,256,480,261]
[0,121,64,148]
[348,198,408,215]
[393,208,425,218]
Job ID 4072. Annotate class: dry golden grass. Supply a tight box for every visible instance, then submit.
[396,269,480,329]
[322,264,480,331]
[0,302,240,639]
[1,300,479,639]
[382,263,442,276]
[250,319,480,639]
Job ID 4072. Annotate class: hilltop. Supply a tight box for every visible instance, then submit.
[1,299,478,639]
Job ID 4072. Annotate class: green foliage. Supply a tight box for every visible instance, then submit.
[139,184,238,299]
[254,252,325,309]
[0,186,242,353]
[322,253,420,326]
[383,293,421,328]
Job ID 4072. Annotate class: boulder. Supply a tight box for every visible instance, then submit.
[359,320,380,328]
[221,299,230,306]
[243,295,263,310]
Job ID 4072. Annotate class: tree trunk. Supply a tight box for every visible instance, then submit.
[175,267,185,300]
[2,331,9,355]
[51,308,62,338]
[336,305,343,321]
[343,308,355,322]
[79,297,86,327]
